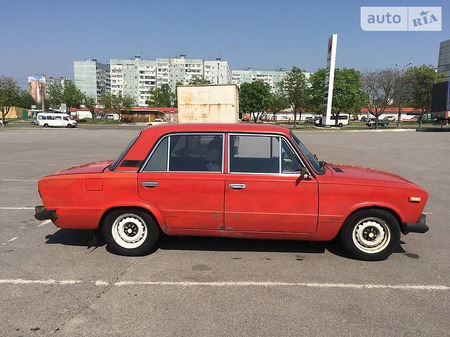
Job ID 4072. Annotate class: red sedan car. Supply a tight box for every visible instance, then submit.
[35,124,429,260]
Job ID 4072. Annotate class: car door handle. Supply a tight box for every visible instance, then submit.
[228,183,246,190]
[141,181,159,188]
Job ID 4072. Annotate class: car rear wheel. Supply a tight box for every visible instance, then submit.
[103,209,159,256]
[339,209,400,261]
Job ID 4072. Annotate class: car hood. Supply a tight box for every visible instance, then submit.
[51,160,114,176]
[326,163,415,186]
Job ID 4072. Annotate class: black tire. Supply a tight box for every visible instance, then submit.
[102,208,160,256]
[339,209,400,261]
[44,124,49,127]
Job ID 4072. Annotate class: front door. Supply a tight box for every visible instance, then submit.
[225,134,319,233]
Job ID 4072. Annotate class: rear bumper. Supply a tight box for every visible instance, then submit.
[402,214,429,235]
[34,206,58,221]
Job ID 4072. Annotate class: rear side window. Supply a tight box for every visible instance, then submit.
[142,134,223,172]
[143,138,168,171]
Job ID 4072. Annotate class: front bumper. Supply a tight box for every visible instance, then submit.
[34,206,58,221]
[402,214,429,235]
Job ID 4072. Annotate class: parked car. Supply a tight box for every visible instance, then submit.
[385,116,396,122]
[360,116,369,122]
[35,124,429,261]
[402,116,419,122]
[31,119,38,125]
[305,116,321,123]
[148,118,167,126]
[366,119,389,127]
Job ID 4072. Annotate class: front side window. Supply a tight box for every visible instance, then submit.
[143,134,223,172]
[229,135,280,173]
[291,132,325,174]
[281,139,303,173]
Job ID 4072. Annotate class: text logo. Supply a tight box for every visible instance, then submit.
[361,7,442,31]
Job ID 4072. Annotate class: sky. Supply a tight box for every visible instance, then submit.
[0,0,448,88]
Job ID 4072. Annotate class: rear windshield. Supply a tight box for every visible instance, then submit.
[109,134,140,171]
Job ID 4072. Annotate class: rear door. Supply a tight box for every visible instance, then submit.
[138,133,226,230]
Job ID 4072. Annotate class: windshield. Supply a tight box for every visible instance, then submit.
[109,134,140,171]
[291,132,325,174]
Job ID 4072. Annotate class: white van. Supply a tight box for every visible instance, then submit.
[37,113,78,128]
[314,113,350,127]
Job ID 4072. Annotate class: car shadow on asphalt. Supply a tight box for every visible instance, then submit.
[45,229,407,259]
[158,235,329,254]
[45,229,105,247]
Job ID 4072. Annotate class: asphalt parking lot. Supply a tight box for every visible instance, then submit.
[0,126,449,337]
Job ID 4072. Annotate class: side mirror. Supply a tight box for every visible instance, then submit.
[299,167,311,180]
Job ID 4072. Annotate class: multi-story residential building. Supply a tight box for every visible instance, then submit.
[74,59,109,103]
[204,58,231,85]
[231,68,311,93]
[92,55,231,107]
[110,57,157,106]
[231,68,288,92]
[437,39,450,81]
[77,56,316,107]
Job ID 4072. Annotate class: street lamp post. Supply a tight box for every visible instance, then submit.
[395,62,412,128]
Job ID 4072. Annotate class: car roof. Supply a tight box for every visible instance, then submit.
[141,123,292,136]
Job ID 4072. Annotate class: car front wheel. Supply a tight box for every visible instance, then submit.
[103,209,159,256]
[339,209,400,261]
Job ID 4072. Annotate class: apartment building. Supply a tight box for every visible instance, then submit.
[231,68,311,93]
[74,59,109,103]
[81,55,232,107]
[75,56,296,107]
[110,57,157,107]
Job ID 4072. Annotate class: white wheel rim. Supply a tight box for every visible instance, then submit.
[352,217,391,254]
[111,213,148,249]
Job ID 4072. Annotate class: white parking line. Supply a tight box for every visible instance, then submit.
[0,179,38,182]
[37,220,52,227]
[0,279,448,291]
[0,207,35,210]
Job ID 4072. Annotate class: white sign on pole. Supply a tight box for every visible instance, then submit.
[323,34,338,126]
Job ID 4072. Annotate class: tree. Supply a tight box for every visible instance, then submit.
[268,83,288,121]
[83,96,96,116]
[189,76,212,85]
[19,91,36,109]
[282,66,308,128]
[99,93,135,111]
[361,69,399,129]
[404,65,446,128]
[307,68,366,124]
[239,80,272,123]
[147,84,174,107]
[332,68,366,124]
[0,77,22,124]
[306,68,327,113]
[48,80,85,109]
[111,93,135,111]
